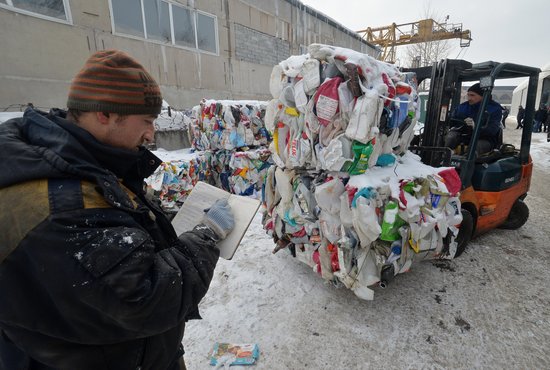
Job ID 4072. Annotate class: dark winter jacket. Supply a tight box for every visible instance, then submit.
[453,99,503,148]
[534,107,548,122]
[0,108,220,370]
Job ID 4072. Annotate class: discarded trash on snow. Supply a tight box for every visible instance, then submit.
[210,342,260,367]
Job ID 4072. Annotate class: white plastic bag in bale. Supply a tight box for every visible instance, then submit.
[264,99,280,133]
[304,97,321,136]
[352,196,381,247]
[318,113,347,147]
[315,180,345,244]
[345,87,384,144]
[317,134,353,172]
[314,177,345,215]
[293,79,308,114]
[223,106,235,127]
[274,167,295,221]
[446,197,463,226]
[367,130,384,168]
[271,120,290,167]
[319,210,341,244]
[280,85,296,108]
[287,116,312,169]
[409,211,437,253]
[263,166,280,214]
[269,64,286,99]
[291,179,316,224]
[395,118,416,155]
[279,54,308,78]
[350,248,380,300]
[338,82,355,118]
[301,58,321,95]
[199,132,210,151]
[220,129,232,150]
[307,43,334,61]
[244,126,255,146]
[339,192,354,228]
[333,236,355,288]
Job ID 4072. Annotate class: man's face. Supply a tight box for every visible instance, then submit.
[104,113,157,151]
[467,91,483,105]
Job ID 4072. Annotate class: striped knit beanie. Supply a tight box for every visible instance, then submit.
[67,49,162,115]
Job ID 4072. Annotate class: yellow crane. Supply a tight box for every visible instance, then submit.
[357,19,472,63]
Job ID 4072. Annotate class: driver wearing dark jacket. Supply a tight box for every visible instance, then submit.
[0,50,234,370]
[445,83,503,154]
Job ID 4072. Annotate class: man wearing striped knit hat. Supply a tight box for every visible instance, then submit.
[0,50,234,370]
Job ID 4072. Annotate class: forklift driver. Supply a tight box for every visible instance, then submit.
[444,83,503,155]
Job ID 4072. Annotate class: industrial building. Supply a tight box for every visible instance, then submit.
[0,0,378,111]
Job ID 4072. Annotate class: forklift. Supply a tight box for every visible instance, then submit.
[407,59,540,256]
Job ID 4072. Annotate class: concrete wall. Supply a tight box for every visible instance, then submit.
[0,0,377,111]
[154,130,191,151]
[234,24,290,66]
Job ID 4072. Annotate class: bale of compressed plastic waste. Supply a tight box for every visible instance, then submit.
[144,150,209,213]
[145,99,274,212]
[190,99,271,151]
[188,99,274,197]
[262,43,462,300]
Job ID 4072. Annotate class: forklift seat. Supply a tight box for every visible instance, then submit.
[475,143,517,164]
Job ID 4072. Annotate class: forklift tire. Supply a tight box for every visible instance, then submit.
[499,199,529,230]
[455,209,474,257]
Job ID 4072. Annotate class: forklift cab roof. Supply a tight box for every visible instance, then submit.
[412,60,540,86]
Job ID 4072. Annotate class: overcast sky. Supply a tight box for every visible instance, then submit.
[300,0,549,72]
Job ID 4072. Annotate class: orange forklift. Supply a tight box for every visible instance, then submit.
[408,59,540,255]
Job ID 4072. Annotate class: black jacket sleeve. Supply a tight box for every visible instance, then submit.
[5,206,220,344]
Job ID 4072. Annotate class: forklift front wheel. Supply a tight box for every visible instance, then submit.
[455,209,474,257]
[499,199,529,230]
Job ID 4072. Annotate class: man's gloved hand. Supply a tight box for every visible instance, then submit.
[464,117,475,127]
[202,199,235,240]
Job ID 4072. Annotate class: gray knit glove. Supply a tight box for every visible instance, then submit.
[202,198,235,240]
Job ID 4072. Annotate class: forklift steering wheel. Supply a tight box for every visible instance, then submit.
[449,118,473,135]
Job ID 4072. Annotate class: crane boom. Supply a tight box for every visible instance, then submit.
[357,19,472,63]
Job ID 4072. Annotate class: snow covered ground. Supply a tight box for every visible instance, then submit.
[178,128,550,370]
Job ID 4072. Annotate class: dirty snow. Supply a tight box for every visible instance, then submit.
[153,148,197,163]
[347,151,454,199]
[180,128,550,370]
[202,99,268,108]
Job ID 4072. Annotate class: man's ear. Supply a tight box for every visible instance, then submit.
[96,112,111,125]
